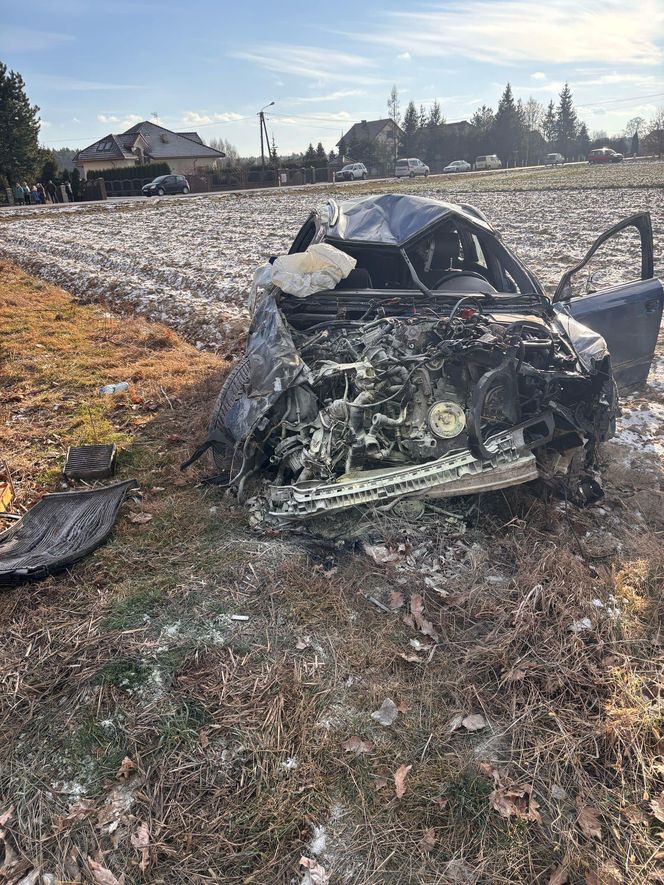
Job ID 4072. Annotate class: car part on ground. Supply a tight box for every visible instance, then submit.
[63,444,117,480]
[0,480,137,585]
[188,194,662,528]
[0,462,15,515]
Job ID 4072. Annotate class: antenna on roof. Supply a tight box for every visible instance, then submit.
[151,111,159,124]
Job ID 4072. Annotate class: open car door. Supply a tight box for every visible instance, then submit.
[553,212,663,389]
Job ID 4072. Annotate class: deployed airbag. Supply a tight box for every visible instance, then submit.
[0,480,137,585]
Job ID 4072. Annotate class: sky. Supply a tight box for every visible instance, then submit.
[1,0,663,157]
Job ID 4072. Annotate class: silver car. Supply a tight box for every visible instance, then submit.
[395,158,429,178]
[335,163,368,181]
[443,160,471,173]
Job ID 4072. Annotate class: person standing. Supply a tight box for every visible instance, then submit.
[47,180,58,203]
[13,183,24,205]
[22,182,31,204]
[31,185,40,204]
[65,181,74,202]
[36,182,47,204]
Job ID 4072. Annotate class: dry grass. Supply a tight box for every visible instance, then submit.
[0,261,663,884]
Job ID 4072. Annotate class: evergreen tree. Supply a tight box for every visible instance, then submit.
[555,83,578,158]
[328,149,337,163]
[39,156,58,183]
[303,143,317,163]
[270,135,279,165]
[542,100,557,146]
[402,101,419,156]
[492,83,523,166]
[575,122,590,158]
[315,141,327,164]
[418,104,427,130]
[0,62,41,183]
[470,105,495,158]
[428,100,443,128]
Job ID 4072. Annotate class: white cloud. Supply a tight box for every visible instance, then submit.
[398,51,412,61]
[531,72,547,80]
[96,113,143,128]
[291,89,367,103]
[38,75,143,91]
[180,111,245,125]
[229,44,385,85]
[353,0,663,66]
[0,26,73,52]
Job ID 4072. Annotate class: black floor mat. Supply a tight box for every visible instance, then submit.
[0,480,137,585]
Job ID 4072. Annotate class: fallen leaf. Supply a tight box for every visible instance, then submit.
[130,821,150,872]
[374,777,388,791]
[432,796,448,809]
[490,784,541,823]
[651,792,664,823]
[371,698,398,727]
[299,855,330,885]
[462,714,487,732]
[442,859,479,884]
[447,713,464,733]
[550,784,567,801]
[400,653,423,663]
[364,544,399,564]
[419,827,436,852]
[295,636,311,650]
[0,806,14,827]
[87,857,125,885]
[199,728,210,749]
[54,798,96,831]
[585,867,621,885]
[388,591,405,610]
[577,804,602,839]
[394,763,412,799]
[409,638,431,651]
[116,757,136,779]
[341,735,374,755]
[410,594,425,617]
[549,863,569,885]
[128,512,153,525]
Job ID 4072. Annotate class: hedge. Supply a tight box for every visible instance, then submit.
[94,162,170,182]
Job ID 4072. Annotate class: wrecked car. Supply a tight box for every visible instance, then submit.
[193,194,662,526]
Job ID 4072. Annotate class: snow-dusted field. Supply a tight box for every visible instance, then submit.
[0,173,662,459]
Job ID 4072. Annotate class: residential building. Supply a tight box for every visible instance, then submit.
[74,121,225,178]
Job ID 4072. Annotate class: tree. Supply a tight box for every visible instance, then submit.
[428,100,443,128]
[624,116,645,137]
[303,143,317,163]
[0,62,41,183]
[575,121,590,158]
[542,100,556,146]
[271,135,279,165]
[315,141,327,164]
[418,104,427,130]
[328,149,337,163]
[470,105,495,158]
[522,97,544,165]
[402,101,419,156]
[39,155,58,183]
[645,107,664,158]
[493,83,523,166]
[555,83,578,158]
[387,84,400,126]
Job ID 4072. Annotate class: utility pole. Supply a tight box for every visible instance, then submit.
[258,102,274,170]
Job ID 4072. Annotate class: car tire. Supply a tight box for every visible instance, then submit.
[157,188,165,196]
[424,171,429,177]
[409,171,415,178]
[362,172,367,179]
[208,355,252,472]
[182,186,190,194]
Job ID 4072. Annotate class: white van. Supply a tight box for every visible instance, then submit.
[474,154,502,170]
[395,158,430,178]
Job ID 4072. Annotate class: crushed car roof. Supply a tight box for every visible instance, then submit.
[325,193,493,247]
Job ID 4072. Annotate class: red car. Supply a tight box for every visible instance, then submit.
[588,147,624,164]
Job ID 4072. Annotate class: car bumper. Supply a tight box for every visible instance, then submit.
[262,427,538,524]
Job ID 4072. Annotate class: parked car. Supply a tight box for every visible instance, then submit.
[443,160,472,173]
[142,174,190,196]
[395,158,430,178]
[334,163,368,182]
[545,153,565,167]
[474,154,502,170]
[587,148,624,164]
[192,194,662,527]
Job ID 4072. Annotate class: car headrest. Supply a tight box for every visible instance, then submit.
[436,231,461,261]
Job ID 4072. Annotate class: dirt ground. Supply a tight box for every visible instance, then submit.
[0,165,663,884]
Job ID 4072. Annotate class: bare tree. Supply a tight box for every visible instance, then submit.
[523,97,544,165]
[645,107,664,157]
[387,85,400,125]
[624,116,645,137]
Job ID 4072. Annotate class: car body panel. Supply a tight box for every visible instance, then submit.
[553,212,660,389]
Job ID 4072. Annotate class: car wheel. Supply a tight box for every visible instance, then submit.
[182,186,190,194]
[157,187,165,196]
[409,171,415,178]
[362,172,367,179]
[424,170,429,177]
[208,356,252,472]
